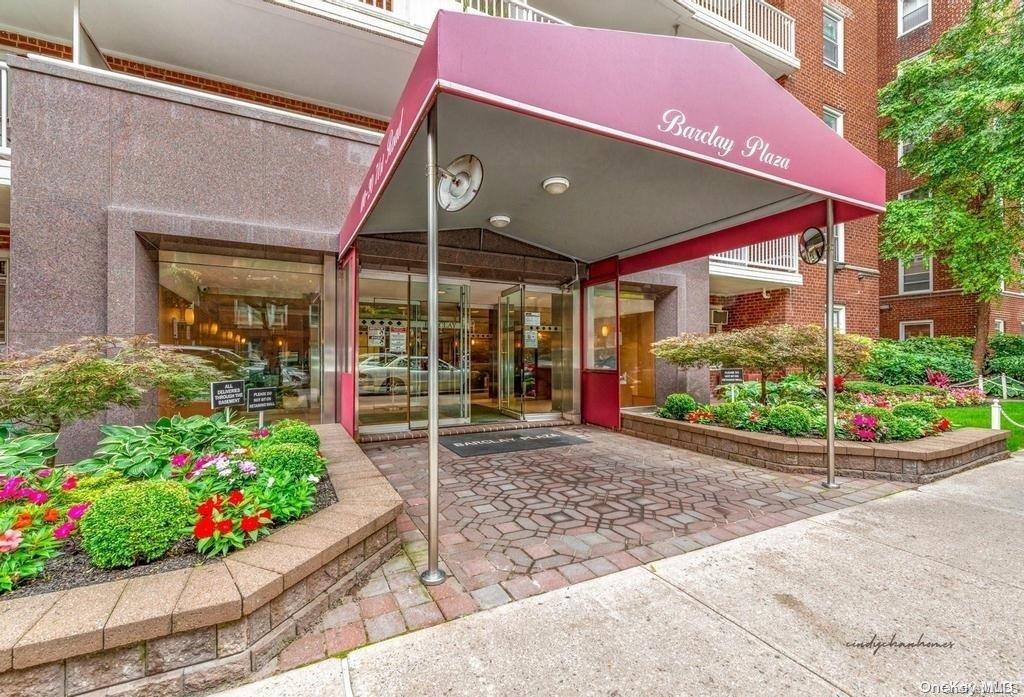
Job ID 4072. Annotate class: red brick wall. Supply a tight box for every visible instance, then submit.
[876,0,981,337]
[718,0,881,337]
[0,31,388,132]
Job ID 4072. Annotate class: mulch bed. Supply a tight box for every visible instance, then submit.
[1,476,338,601]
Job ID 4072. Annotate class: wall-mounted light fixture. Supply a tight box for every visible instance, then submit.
[542,176,570,195]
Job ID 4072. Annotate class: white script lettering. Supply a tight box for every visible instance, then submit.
[658,109,734,158]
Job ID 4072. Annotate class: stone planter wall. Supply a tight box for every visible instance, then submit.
[0,425,403,697]
[621,412,1008,483]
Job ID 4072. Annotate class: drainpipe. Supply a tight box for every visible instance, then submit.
[823,199,839,490]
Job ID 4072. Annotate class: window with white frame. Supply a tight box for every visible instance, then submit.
[995,319,1005,334]
[899,0,930,35]
[833,223,845,263]
[898,188,930,202]
[832,305,847,333]
[823,106,844,137]
[899,254,932,294]
[897,140,915,165]
[823,9,844,70]
[900,320,933,340]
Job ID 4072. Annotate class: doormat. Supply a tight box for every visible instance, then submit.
[440,428,588,457]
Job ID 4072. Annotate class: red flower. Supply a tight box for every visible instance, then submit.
[194,517,215,539]
[12,512,32,530]
[196,495,224,517]
[217,519,234,535]
[228,490,244,506]
[61,475,78,491]
[240,515,262,533]
[936,417,951,432]
[43,508,60,524]
[260,509,272,521]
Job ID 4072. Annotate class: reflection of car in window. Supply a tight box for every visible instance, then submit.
[358,355,466,395]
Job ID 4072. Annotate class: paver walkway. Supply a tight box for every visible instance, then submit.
[271,426,910,671]
[222,455,1024,697]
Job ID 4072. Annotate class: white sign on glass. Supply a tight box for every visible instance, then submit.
[390,327,407,354]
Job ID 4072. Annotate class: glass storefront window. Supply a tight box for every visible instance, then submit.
[357,275,410,429]
[158,252,323,424]
[585,282,617,371]
[618,287,656,407]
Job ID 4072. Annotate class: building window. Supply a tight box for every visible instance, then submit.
[995,319,1005,334]
[832,305,847,333]
[823,9,844,70]
[899,0,930,35]
[585,282,617,371]
[897,140,914,165]
[823,106,844,137]
[900,320,933,339]
[833,223,845,263]
[899,254,932,294]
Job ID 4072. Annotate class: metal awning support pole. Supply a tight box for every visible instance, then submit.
[823,198,839,490]
[421,105,447,586]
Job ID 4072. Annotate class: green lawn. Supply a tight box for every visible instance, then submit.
[939,401,1024,451]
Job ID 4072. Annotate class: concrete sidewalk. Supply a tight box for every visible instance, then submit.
[219,457,1024,697]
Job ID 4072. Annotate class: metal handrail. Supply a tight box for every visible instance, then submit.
[710,235,799,273]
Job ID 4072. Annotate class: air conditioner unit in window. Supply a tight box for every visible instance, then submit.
[710,309,729,326]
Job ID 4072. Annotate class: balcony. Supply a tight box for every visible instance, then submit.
[0,61,9,167]
[709,235,803,295]
[529,0,798,78]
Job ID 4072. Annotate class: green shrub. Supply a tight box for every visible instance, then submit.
[891,401,940,423]
[885,416,928,441]
[900,336,974,357]
[271,418,308,431]
[843,380,889,395]
[58,470,126,504]
[863,340,975,385]
[252,443,324,479]
[766,404,813,436]
[80,480,192,568]
[263,424,320,451]
[710,402,750,428]
[986,355,1024,380]
[987,333,1024,359]
[248,468,317,523]
[658,393,697,421]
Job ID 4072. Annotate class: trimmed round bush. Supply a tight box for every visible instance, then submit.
[253,442,324,478]
[710,401,751,428]
[885,416,927,441]
[59,470,126,505]
[766,404,813,436]
[658,393,697,421]
[80,480,192,569]
[264,423,320,451]
[891,401,940,423]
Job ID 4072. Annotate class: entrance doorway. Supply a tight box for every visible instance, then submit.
[357,273,572,434]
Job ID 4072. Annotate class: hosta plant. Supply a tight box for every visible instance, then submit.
[0,433,59,477]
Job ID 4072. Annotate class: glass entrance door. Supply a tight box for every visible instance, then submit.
[409,280,470,428]
[498,285,525,418]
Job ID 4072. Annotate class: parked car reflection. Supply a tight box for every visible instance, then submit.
[359,355,466,395]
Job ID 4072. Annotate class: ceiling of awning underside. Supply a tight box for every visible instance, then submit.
[361,94,819,263]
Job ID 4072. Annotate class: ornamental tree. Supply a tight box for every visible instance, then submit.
[878,0,1024,370]
[651,324,873,404]
[0,336,223,435]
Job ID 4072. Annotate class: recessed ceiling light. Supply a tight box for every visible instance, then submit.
[542,176,570,195]
[489,214,511,229]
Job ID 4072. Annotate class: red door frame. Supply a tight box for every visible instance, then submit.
[581,258,621,429]
[338,247,359,437]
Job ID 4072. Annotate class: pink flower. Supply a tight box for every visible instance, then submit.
[67,502,91,521]
[61,476,78,491]
[170,453,191,468]
[0,529,23,553]
[25,489,49,505]
[37,469,52,478]
[52,522,75,540]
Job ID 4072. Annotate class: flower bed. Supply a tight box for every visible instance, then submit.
[1,415,333,596]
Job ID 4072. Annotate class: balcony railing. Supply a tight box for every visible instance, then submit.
[334,0,567,29]
[710,235,799,274]
[679,0,796,58]
[461,0,566,24]
[1,62,9,157]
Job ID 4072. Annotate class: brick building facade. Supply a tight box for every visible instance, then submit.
[876,0,1024,339]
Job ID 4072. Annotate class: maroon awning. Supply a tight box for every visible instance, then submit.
[339,11,883,270]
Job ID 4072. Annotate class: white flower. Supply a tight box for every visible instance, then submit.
[266,476,275,488]
[307,474,319,483]
[231,448,247,455]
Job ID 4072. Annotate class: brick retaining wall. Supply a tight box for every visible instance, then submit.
[0,425,402,697]
[621,412,1008,484]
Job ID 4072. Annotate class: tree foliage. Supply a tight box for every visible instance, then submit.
[0,336,224,433]
[878,0,1024,366]
[651,324,873,403]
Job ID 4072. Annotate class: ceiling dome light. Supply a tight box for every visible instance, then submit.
[542,176,570,195]
[489,214,511,229]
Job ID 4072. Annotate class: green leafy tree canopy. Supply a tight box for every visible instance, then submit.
[878,0,1024,366]
[0,336,224,434]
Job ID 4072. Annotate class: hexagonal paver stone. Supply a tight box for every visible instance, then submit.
[15,580,127,669]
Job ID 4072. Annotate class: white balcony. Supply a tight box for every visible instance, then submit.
[709,235,803,295]
[0,61,9,164]
[529,0,798,77]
